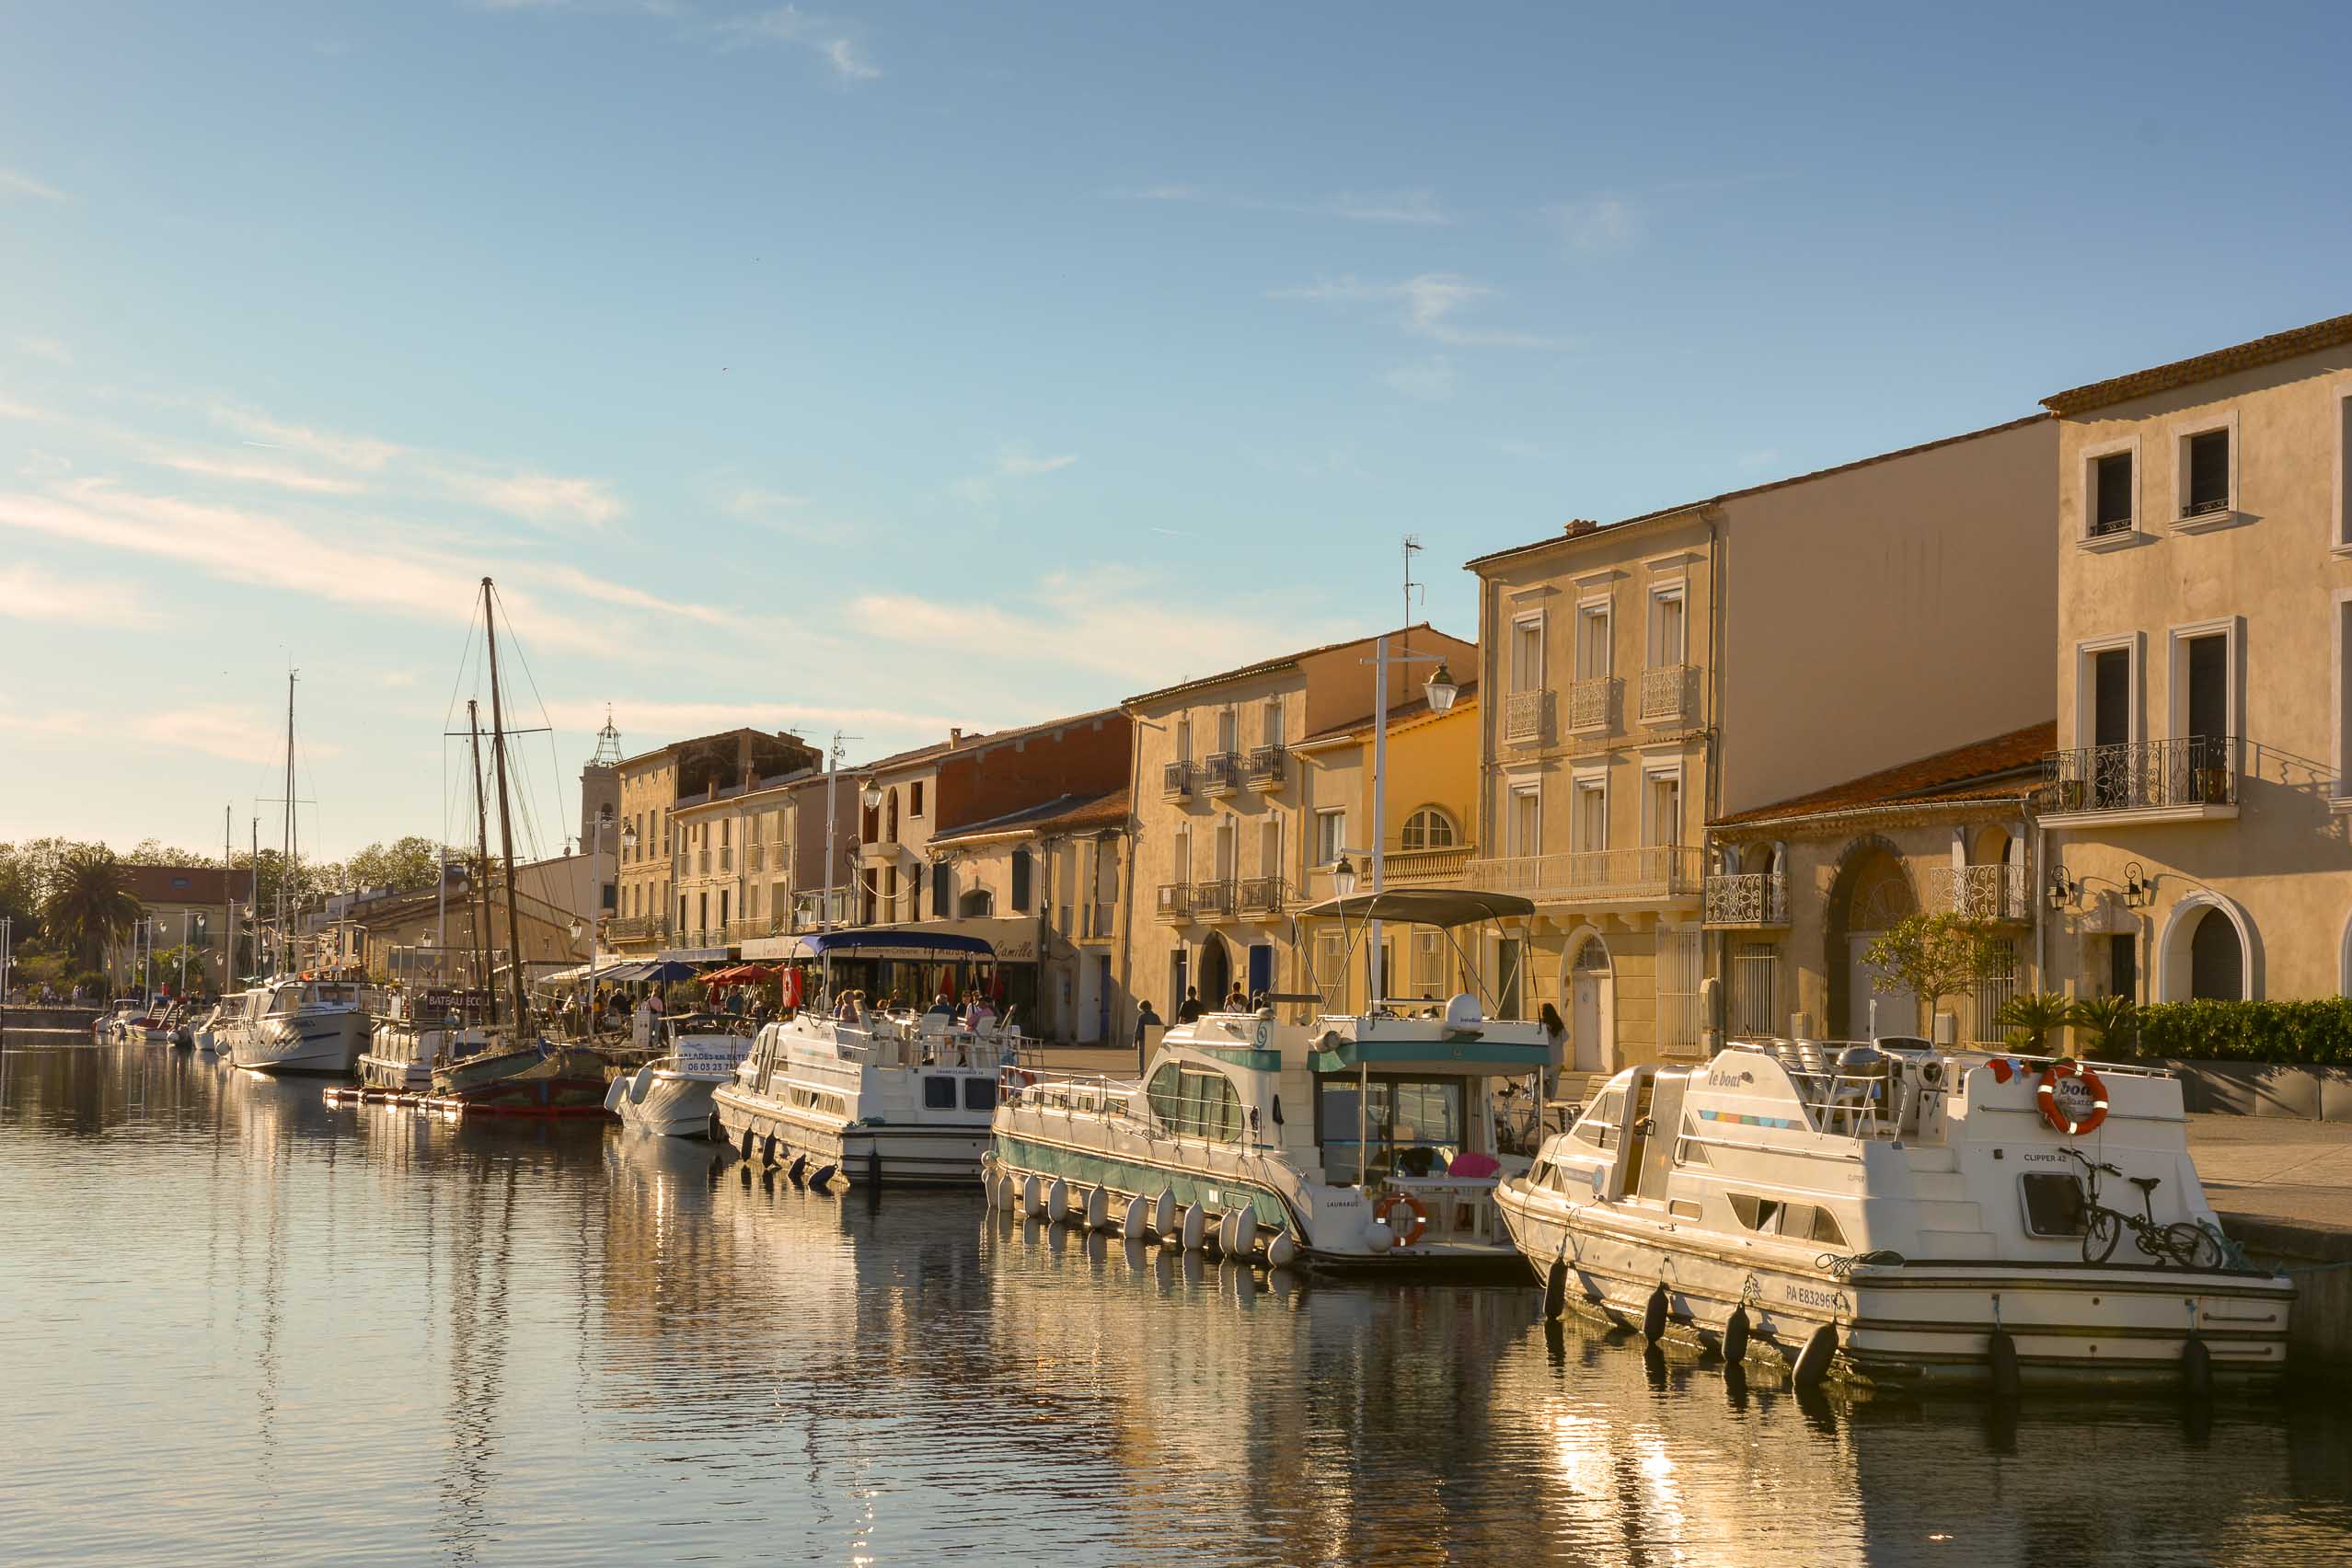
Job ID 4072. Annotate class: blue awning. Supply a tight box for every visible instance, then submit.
[778,929,996,962]
[600,959,703,984]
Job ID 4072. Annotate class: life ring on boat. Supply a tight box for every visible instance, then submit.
[1374,1191,1428,1248]
[2035,1059,2110,1136]
[998,1066,1036,1104]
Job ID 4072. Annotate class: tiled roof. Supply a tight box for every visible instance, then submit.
[928,787,1129,845]
[119,865,236,905]
[1463,414,2049,572]
[1708,721,2056,829]
[2042,312,2352,416]
[1123,624,1456,708]
[859,707,1124,778]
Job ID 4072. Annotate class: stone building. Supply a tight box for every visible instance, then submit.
[610,727,821,954]
[2038,311,2352,1003]
[1464,415,2058,1073]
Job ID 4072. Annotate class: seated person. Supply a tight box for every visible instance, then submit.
[1395,1145,1446,1179]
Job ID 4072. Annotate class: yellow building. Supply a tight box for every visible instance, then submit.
[611,727,821,954]
[2039,311,2352,1002]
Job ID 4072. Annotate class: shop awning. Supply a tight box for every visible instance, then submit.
[600,959,703,985]
[702,963,778,986]
[767,928,997,963]
[1296,888,1536,928]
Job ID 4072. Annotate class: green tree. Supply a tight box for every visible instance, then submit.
[121,838,208,867]
[340,836,452,894]
[1993,991,2075,1054]
[2070,993,2139,1058]
[148,944,213,994]
[1862,912,2005,1034]
[41,846,142,972]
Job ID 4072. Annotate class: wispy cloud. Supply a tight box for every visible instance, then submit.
[950,447,1079,510]
[1735,447,1781,472]
[1381,355,1457,401]
[536,564,742,628]
[0,167,65,202]
[1113,183,1452,225]
[716,6,880,80]
[17,337,71,365]
[997,452,1077,478]
[1270,272,1564,350]
[206,403,401,472]
[155,452,367,495]
[432,467,624,528]
[1545,194,1643,253]
[0,562,162,628]
[717,484,812,520]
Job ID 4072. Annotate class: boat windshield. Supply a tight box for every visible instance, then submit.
[1318,1076,1464,1183]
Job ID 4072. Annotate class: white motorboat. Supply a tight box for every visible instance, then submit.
[191,1003,225,1054]
[1494,1040,2293,1391]
[713,929,1024,1185]
[94,1000,143,1042]
[985,889,1547,1271]
[359,987,491,1093]
[608,1019,754,1137]
[224,978,371,1077]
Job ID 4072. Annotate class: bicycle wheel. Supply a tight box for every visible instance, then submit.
[2082,1208,2123,1264]
[2162,1221,2227,1271]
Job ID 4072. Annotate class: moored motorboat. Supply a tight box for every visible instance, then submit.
[428,1034,611,1114]
[360,987,491,1093]
[1494,1040,2292,1390]
[985,889,1546,1272]
[607,1017,753,1136]
[226,978,370,1077]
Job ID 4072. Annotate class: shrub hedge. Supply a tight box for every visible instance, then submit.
[2130,998,2352,1066]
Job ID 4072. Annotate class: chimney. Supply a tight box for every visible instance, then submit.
[949,727,963,747]
[1564,517,1599,537]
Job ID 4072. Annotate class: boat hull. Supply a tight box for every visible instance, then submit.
[608,1067,725,1138]
[431,1043,610,1116]
[234,1011,368,1077]
[1494,1179,2292,1389]
[712,1083,989,1184]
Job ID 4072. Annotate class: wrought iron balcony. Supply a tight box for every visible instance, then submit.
[1161,761,1193,801]
[606,914,670,942]
[1203,752,1242,795]
[1504,689,1551,746]
[1246,745,1287,790]
[1927,864,2031,923]
[1568,675,1620,734]
[1193,879,1239,919]
[1156,882,1193,921]
[1238,875,1286,914]
[1640,664,1699,726]
[2087,511,2133,540]
[2044,734,2240,819]
[1703,872,1788,927]
[1469,845,1703,905]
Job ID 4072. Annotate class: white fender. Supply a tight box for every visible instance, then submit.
[1021,1173,1043,1215]
[1046,1178,1069,1224]
[979,1162,998,1208]
[629,1064,654,1102]
[1220,1206,1256,1259]
[1266,1230,1297,1270]
[1122,1194,1149,1242]
[1151,1190,1176,1239]
[1181,1201,1207,1251]
[1085,1185,1110,1230]
[603,1076,628,1114]
[997,1172,1017,1212]
[1363,1218,1395,1253]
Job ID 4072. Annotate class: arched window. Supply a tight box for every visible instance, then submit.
[1401,807,1458,851]
[959,888,995,917]
[2189,907,2242,999]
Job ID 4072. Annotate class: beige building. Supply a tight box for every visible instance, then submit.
[1465,416,2058,1071]
[1121,626,1478,1027]
[2039,311,2352,1003]
[1707,722,2050,1045]
[668,767,853,952]
[610,727,821,954]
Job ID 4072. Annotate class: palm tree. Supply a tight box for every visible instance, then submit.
[42,847,140,975]
[1993,991,2075,1055]
[2070,993,2139,1058]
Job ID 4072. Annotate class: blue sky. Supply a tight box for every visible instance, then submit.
[6,0,2350,859]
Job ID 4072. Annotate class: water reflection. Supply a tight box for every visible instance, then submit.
[4,1038,2348,1566]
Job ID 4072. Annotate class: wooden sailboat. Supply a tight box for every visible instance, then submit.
[426,578,609,1116]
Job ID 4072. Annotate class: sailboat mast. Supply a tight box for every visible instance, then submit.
[278,672,294,944]
[480,579,531,1035]
[467,700,496,1023]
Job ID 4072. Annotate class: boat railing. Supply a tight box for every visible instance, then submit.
[1381,1173,1505,1247]
[1009,1066,1144,1124]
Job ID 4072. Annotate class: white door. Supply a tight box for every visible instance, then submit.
[1849,935,1918,1039]
[1570,973,1608,1072]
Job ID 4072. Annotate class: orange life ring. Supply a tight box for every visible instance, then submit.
[1375,1191,1429,1248]
[2036,1059,2110,1136]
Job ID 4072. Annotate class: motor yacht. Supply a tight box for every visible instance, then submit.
[607,1015,755,1137]
[1493,1039,2293,1390]
[984,889,1547,1271]
[225,978,370,1076]
[359,986,491,1093]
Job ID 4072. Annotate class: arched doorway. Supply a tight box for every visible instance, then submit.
[1827,841,1920,1039]
[2160,892,2254,1001]
[1565,931,1612,1074]
[1195,935,1231,1009]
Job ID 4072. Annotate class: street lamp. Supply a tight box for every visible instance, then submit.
[1423,661,1459,716]
[859,778,883,812]
[1332,854,1358,899]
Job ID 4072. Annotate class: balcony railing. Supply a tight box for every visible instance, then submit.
[1469,845,1703,904]
[1385,845,1474,884]
[1193,879,1239,919]
[1927,863,2031,923]
[606,915,670,941]
[1568,676,1620,734]
[2087,511,2133,540]
[1703,872,1787,927]
[1504,689,1551,746]
[745,844,764,873]
[1641,664,1699,726]
[697,849,710,874]
[1238,875,1286,914]
[724,915,785,941]
[1203,752,1242,795]
[1162,761,1193,801]
[1156,882,1193,921]
[719,847,732,872]
[2044,734,2240,815]
[1247,745,1287,790]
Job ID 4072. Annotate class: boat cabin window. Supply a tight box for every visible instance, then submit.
[923,1076,957,1111]
[1147,1063,1243,1143]
[1572,1090,1624,1152]
[963,1078,996,1113]
[2020,1171,2089,1238]
[1317,1076,1465,1185]
[1728,1193,1848,1246]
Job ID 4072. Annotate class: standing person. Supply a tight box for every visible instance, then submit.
[1175,986,1203,1023]
[1223,986,1247,1013]
[1133,1000,1161,1072]
[1539,1001,1569,1074]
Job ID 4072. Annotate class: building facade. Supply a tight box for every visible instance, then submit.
[1121,626,1478,1030]
[1466,415,2058,1072]
[610,727,820,954]
[110,864,238,991]
[2039,312,2352,1004]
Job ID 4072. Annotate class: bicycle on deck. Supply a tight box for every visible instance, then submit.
[2057,1146,2227,1269]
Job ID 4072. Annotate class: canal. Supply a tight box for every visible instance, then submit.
[5,1038,2349,1566]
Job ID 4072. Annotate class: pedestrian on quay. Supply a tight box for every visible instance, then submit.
[1176,986,1203,1023]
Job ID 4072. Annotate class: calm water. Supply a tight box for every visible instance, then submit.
[5,1040,2350,1567]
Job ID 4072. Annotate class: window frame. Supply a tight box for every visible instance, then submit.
[1646,580,1688,669]
[2072,632,2144,752]
[1312,807,1346,868]
[1400,805,1458,852]
[2164,616,2242,747]
[1570,767,1608,856]
[1505,778,1542,858]
[1508,611,1545,693]
[2170,408,2242,532]
[1574,596,1613,681]
[1639,756,1684,848]
[2077,432,2141,549]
